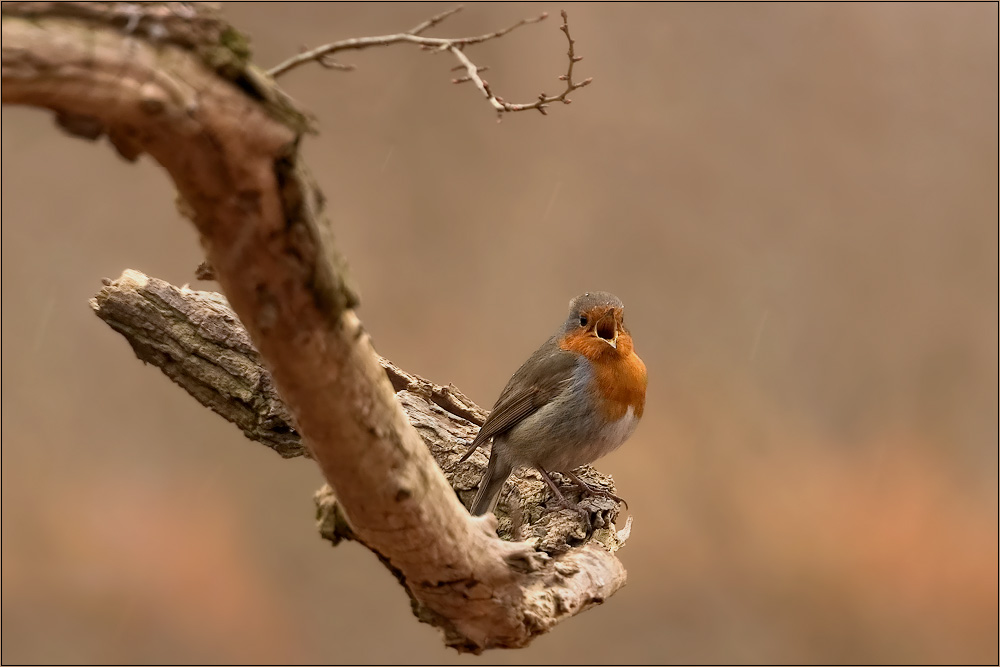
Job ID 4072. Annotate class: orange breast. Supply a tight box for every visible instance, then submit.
[560,329,647,421]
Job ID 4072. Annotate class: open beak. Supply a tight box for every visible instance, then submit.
[594,310,619,349]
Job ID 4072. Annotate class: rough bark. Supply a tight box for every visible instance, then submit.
[4,3,629,652]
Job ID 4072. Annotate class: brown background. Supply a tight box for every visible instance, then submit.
[2,2,997,663]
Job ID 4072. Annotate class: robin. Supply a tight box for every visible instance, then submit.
[460,291,647,516]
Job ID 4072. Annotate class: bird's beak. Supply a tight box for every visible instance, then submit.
[594,310,618,349]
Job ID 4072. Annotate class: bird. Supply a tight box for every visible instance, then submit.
[459,291,647,516]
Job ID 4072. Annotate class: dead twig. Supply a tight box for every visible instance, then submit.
[267,6,592,119]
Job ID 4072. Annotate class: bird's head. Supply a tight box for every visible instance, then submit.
[561,291,633,357]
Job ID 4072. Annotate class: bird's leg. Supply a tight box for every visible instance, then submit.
[565,470,628,509]
[535,466,587,516]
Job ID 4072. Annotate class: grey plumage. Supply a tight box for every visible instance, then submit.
[462,292,643,516]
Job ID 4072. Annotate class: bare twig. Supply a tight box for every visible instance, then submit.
[316,55,355,72]
[450,11,592,117]
[408,4,465,36]
[450,62,489,84]
[267,6,591,118]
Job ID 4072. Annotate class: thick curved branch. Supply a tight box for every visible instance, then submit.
[2,3,624,652]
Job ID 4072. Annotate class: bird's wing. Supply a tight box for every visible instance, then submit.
[459,338,578,462]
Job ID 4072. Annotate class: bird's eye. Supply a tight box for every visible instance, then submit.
[579,315,588,327]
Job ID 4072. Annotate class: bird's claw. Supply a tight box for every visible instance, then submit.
[566,471,628,509]
[582,486,628,509]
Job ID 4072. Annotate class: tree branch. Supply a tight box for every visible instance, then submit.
[267,5,592,118]
[89,269,631,551]
[2,2,623,652]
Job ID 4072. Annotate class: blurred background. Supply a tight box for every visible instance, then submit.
[2,2,997,663]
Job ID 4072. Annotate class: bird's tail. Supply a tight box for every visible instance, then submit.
[470,450,514,516]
